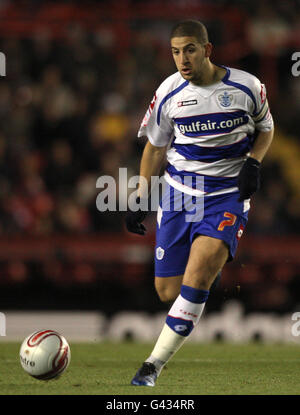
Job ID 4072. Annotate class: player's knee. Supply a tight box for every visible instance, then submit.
[156,287,176,303]
[155,280,179,303]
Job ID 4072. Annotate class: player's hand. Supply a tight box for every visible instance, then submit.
[125,197,148,235]
[238,157,261,201]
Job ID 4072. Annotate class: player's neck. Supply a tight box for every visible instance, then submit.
[192,62,226,87]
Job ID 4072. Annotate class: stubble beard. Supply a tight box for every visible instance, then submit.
[182,60,207,85]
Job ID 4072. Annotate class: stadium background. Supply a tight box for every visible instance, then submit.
[0,0,299,341]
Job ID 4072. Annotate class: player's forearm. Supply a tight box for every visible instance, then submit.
[249,128,274,163]
[138,141,167,199]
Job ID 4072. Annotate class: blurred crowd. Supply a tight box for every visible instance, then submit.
[0,26,133,234]
[0,0,299,237]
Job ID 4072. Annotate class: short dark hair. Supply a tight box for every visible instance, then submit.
[170,20,209,44]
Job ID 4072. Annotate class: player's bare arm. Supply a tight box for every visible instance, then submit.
[250,128,274,162]
[125,141,167,235]
[138,141,167,198]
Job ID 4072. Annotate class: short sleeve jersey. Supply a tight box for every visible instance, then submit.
[138,66,274,196]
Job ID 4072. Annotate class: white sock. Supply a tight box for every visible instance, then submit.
[145,286,208,375]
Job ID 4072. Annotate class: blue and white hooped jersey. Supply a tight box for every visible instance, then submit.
[138,66,274,197]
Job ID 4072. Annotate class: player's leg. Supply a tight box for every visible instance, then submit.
[154,271,222,303]
[147,236,228,370]
[154,275,183,303]
[131,235,228,386]
[153,185,225,305]
[182,235,228,289]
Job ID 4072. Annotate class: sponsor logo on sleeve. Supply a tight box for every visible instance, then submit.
[142,93,157,127]
[260,84,266,104]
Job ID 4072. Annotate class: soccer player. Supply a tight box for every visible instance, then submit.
[126,20,274,386]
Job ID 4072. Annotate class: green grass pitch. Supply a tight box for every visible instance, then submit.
[0,341,299,395]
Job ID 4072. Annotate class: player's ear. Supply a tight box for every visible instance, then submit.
[204,42,213,58]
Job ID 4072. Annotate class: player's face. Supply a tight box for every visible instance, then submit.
[171,36,212,84]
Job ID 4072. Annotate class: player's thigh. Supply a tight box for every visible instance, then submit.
[183,235,229,290]
[154,275,184,303]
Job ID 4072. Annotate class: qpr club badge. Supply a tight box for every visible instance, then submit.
[218,91,233,107]
[156,246,165,260]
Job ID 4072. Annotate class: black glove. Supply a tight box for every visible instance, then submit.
[125,197,148,235]
[238,157,261,201]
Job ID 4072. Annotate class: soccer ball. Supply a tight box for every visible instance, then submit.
[19,329,71,380]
